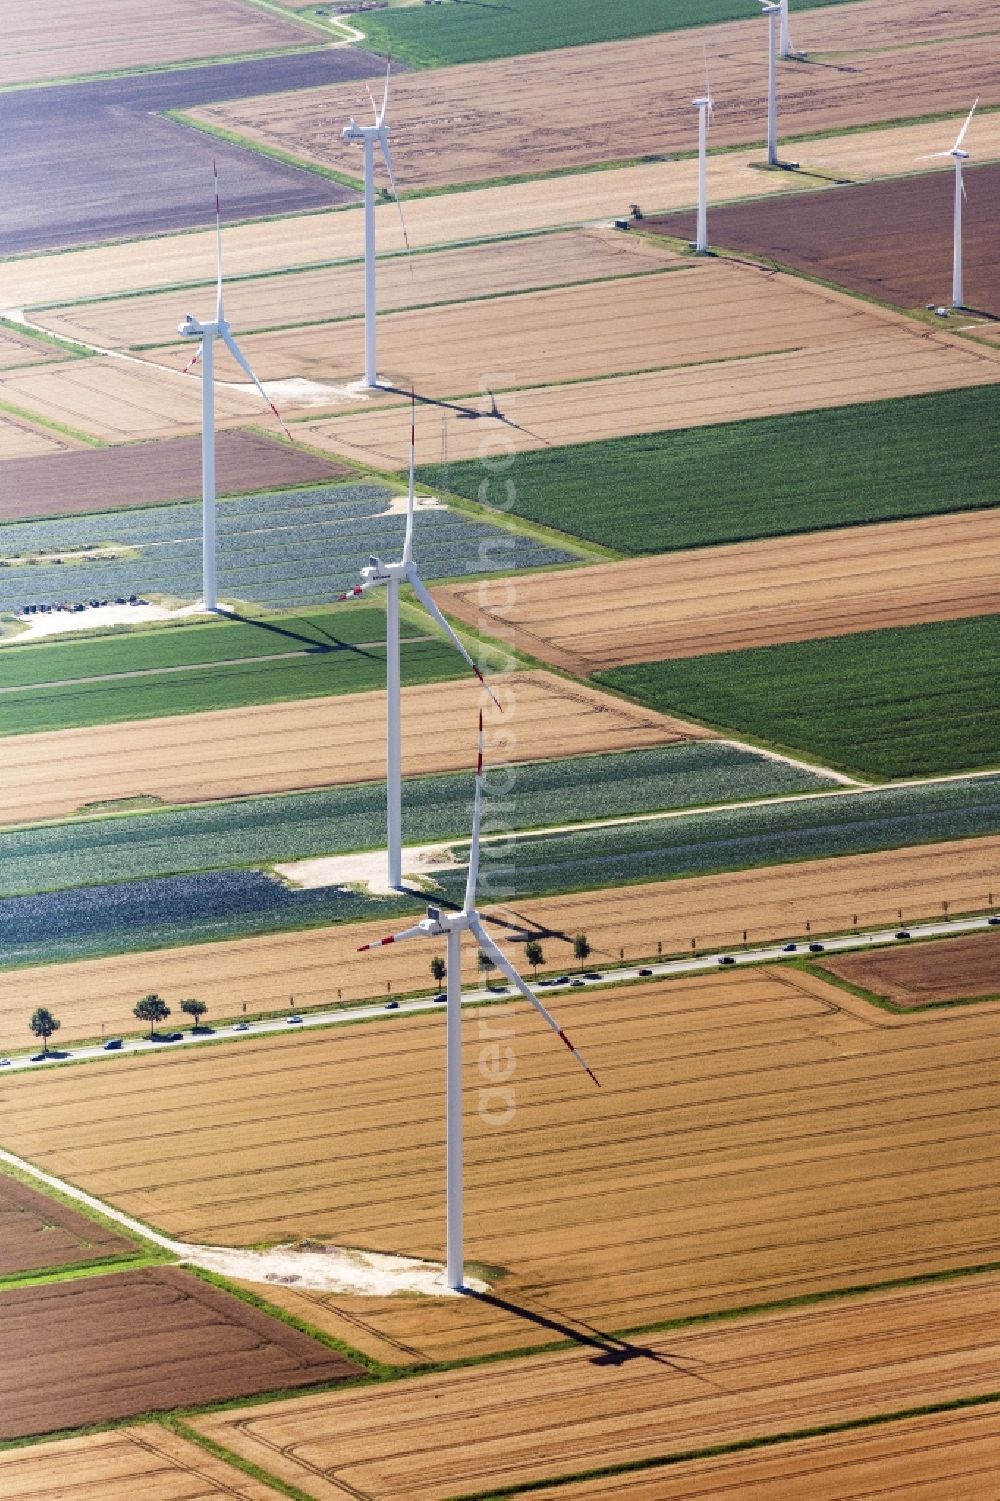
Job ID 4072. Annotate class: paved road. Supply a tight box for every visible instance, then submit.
[3,913,995,1074]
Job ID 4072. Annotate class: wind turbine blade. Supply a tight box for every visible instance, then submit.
[921,151,955,159]
[220,329,292,441]
[469,918,600,1087]
[380,135,411,251]
[182,342,204,376]
[365,82,379,121]
[380,57,391,122]
[406,568,502,710]
[954,96,978,151]
[403,388,416,565]
[213,159,224,323]
[464,709,484,912]
[358,923,426,951]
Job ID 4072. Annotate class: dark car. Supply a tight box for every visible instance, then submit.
[808,942,825,953]
[287,1014,304,1025]
[103,1039,123,1051]
[385,999,399,1010]
[433,992,447,1003]
[718,955,735,965]
[584,971,602,980]
[638,967,653,976]
[782,942,797,953]
[554,975,570,985]
[989,916,1000,926]
[895,929,910,939]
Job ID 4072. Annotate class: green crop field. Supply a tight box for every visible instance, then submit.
[597,615,1000,780]
[349,0,856,67]
[0,607,467,737]
[419,387,1000,556]
[0,743,831,897]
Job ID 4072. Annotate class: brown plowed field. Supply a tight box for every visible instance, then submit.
[0,671,699,826]
[33,230,679,351]
[0,431,347,524]
[187,0,1000,191]
[6,963,1000,1365]
[819,930,1000,1008]
[2,0,317,87]
[0,1425,282,1501]
[144,258,993,413]
[0,354,275,446]
[520,1406,1000,1500]
[0,833,994,1054]
[0,1171,133,1277]
[195,1275,1000,1500]
[304,318,1000,468]
[0,1266,359,1440]
[436,510,1000,674]
[650,163,1000,320]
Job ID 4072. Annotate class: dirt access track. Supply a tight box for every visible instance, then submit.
[195,1275,1000,1500]
[819,929,1000,1008]
[0,1426,284,1501]
[0,1170,134,1278]
[0,1266,359,1440]
[435,510,1000,674]
[650,163,1000,321]
[0,833,993,1054]
[2,0,319,87]
[0,672,700,827]
[187,0,1000,190]
[0,432,348,525]
[6,962,1000,1366]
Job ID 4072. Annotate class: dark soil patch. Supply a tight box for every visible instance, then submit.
[0,1172,135,1278]
[646,163,1000,319]
[0,432,351,523]
[0,1265,362,1438]
[818,929,1000,1007]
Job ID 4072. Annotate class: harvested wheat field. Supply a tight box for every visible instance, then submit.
[0,431,347,524]
[0,354,278,446]
[0,1425,284,1501]
[651,163,1000,320]
[32,230,680,352]
[0,1170,133,1278]
[0,327,67,373]
[819,930,1000,1008]
[306,317,1000,468]
[186,0,1000,190]
[0,413,78,462]
[145,258,977,410]
[0,672,696,826]
[436,510,1000,674]
[0,833,994,1053]
[0,1266,360,1440]
[195,1277,1000,1501]
[2,0,317,87]
[6,964,1000,1366]
[519,1406,1000,1501]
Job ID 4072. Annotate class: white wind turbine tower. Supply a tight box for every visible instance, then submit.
[360,710,600,1292]
[692,79,713,253]
[925,98,978,308]
[779,0,794,59]
[178,164,289,613]
[338,396,498,889]
[342,62,410,389]
[759,1,781,167]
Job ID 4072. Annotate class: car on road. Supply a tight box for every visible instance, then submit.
[287,1015,303,1025]
[433,992,447,1003]
[638,968,653,976]
[584,971,602,980]
[385,999,399,1010]
[808,942,825,953]
[718,954,735,965]
[233,1021,249,1031]
[989,916,1000,926]
[103,1039,123,1051]
[553,975,570,985]
[895,929,910,939]
[782,942,798,952]
[0,1057,10,1067]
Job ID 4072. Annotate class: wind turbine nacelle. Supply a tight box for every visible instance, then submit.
[361,557,390,584]
[420,907,445,936]
[177,313,203,338]
[342,120,365,143]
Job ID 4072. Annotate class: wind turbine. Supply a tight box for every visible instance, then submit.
[360,710,600,1292]
[338,395,497,890]
[178,163,289,613]
[779,0,794,59]
[924,99,978,308]
[692,79,713,254]
[759,1,781,167]
[341,62,410,389]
